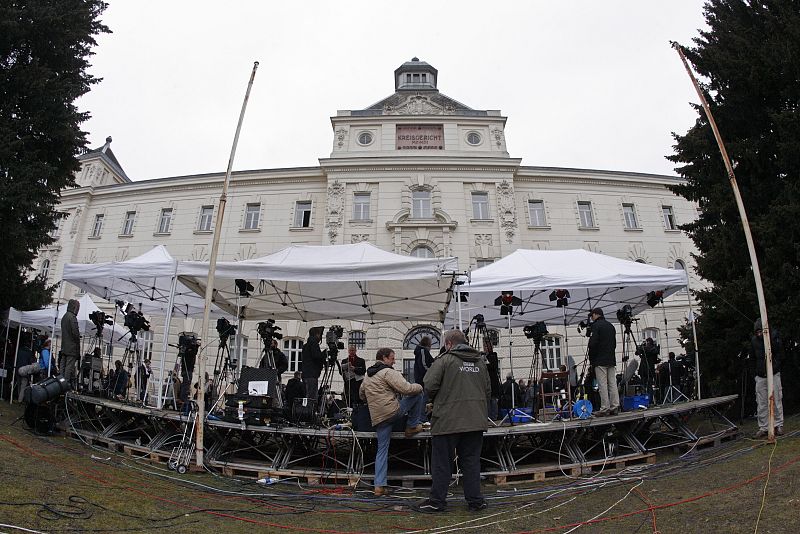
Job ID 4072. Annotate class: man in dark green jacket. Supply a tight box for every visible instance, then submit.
[415,330,490,513]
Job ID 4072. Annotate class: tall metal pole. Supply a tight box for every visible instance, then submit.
[195,61,259,466]
[672,43,775,440]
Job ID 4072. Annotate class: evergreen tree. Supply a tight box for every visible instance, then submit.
[0,1,108,311]
[669,0,800,412]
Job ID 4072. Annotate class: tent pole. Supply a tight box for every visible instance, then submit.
[9,328,21,404]
[686,283,702,400]
[195,61,259,467]
[157,267,179,409]
[456,284,462,330]
[674,42,774,440]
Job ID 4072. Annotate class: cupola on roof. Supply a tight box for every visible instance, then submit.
[394,57,438,91]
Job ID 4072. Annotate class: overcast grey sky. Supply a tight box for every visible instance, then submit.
[77,1,708,181]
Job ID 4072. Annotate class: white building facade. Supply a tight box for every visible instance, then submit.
[37,58,702,389]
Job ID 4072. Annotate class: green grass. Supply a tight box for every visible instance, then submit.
[0,401,797,533]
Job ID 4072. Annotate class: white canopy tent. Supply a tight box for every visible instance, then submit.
[179,242,460,323]
[7,294,132,403]
[62,245,225,407]
[451,249,689,329]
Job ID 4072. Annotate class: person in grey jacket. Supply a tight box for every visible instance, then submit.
[416,329,490,513]
[60,299,81,386]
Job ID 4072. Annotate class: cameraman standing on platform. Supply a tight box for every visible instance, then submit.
[415,329,490,513]
[587,308,619,416]
[301,327,325,402]
[340,345,366,408]
[60,298,81,386]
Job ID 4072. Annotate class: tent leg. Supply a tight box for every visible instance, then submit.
[9,328,21,404]
[157,272,179,409]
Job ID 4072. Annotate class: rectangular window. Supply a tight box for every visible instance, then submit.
[541,337,562,370]
[294,201,312,228]
[663,206,677,230]
[283,338,304,373]
[622,203,638,229]
[348,330,366,349]
[158,208,173,234]
[91,214,104,237]
[412,191,432,218]
[139,330,154,362]
[577,201,594,228]
[121,211,136,236]
[472,192,490,219]
[244,203,260,230]
[50,214,63,237]
[528,200,547,227]
[476,259,494,268]
[353,193,370,220]
[237,334,248,367]
[198,206,213,232]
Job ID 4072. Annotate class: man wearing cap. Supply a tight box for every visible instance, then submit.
[751,318,784,438]
[587,308,619,416]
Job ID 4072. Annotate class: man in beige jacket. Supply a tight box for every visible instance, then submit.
[360,347,425,496]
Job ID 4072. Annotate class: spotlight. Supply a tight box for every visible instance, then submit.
[548,289,571,308]
[235,279,254,297]
[646,290,664,308]
[494,291,522,316]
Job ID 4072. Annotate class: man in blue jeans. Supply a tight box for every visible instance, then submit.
[360,347,425,496]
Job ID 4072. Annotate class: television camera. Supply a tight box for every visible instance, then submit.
[89,310,113,335]
[616,304,636,332]
[122,306,150,342]
[257,319,283,343]
[216,317,237,344]
[577,313,593,337]
[523,321,548,351]
[325,325,345,364]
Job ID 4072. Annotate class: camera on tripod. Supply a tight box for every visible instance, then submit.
[616,304,635,329]
[89,310,112,335]
[216,317,237,344]
[178,333,200,358]
[123,306,150,342]
[577,313,594,337]
[472,314,486,329]
[257,319,283,343]
[523,321,548,344]
[326,325,345,364]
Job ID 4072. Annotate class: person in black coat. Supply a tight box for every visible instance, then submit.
[750,318,784,437]
[285,371,306,407]
[300,327,325,403]
[499,374,522,410]
[340,345,367,407]
[413,336,434,385]
[587,308,619,416]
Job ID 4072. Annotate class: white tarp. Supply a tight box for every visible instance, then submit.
[62,245,214,318]
[179,242,459,323]
[15,293,132,347]
[452,249,689,328]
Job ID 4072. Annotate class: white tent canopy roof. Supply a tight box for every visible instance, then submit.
[179,242,459,323]
[452,249,689,328]
[62,245,218,318]
[15,293,131,346]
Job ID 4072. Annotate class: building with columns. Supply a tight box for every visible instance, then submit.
[36,58,702,391]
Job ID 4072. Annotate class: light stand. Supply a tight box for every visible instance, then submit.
[661,358,689,404]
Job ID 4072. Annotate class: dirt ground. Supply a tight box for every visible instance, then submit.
[0,401,797,533]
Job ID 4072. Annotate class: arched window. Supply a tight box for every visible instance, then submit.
[410,246,434,258]
[635,259,646,264]
[40,259,50,280]
[403,326,441,350]
[674,259,686,271]
[283,337,304,372]
[348,330,366,349]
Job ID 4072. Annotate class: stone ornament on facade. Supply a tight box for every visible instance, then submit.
[190,246,208,262]
[235,244,258,262]
[384,94,454,115]
[496,180,517,243]
[325,180,346,245]
[490,126,504,148]
[70,207,82,236]
[115,247,129,262]
[351,234,370,244]
[474,234,494,258]
[335,128,347,148]
[83,249,97,264]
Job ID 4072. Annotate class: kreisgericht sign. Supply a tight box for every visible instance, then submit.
[396,125,444,150]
